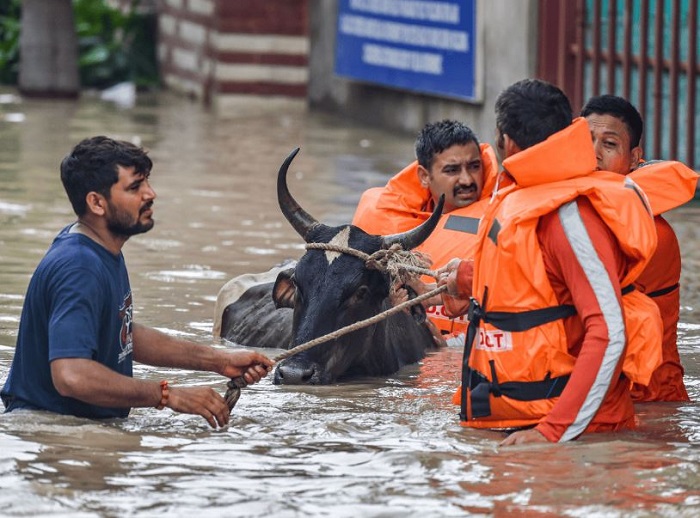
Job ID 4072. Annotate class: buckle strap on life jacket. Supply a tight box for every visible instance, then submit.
[619,282,677,298]
[461,292,487,421]
[467,365,570,419]
[460,292,575,421]
[646,282,679,298]
[474,284,634,335]
[482,304,576,332]
[460,283,639,421]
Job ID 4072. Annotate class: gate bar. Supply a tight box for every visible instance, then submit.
[687,0,697,167]
[669,0,680,158]
[639,0,650,130]
[653,0,664,158]
[607,0,617,92]
[622,0,633,100]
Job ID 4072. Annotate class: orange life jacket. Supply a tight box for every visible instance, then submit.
[629,160,698,216]
[455,119,661,431]
[628,160,698,401]
[414,198,489,336]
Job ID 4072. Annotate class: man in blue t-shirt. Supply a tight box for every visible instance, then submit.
[1,136,274,428]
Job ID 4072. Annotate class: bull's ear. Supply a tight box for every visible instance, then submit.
[273,268,297,309]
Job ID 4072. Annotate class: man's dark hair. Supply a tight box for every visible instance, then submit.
[495,79,573,150]
[60,136,153,216]
[415,119,479,170]
[581,94,644,148]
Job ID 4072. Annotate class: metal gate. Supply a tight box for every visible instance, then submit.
[537,0,699,169]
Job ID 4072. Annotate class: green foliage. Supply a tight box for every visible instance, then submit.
[74,0,159,89]
[0,0,159,88]
[0,0,21,84]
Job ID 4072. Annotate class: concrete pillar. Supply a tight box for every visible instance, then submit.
[18,0,79,97]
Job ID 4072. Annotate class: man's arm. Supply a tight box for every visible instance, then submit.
[50,353,267,429]
[51,358,165,409]
[537,198,628,442]
[132,323,273,382]
[505,198,629,445]
[49,323,274,428]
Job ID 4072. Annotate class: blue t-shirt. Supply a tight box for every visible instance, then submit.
[2,224,134,418]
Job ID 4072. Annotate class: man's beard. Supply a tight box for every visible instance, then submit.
[106,202,154,237]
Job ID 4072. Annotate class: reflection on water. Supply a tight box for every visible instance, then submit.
[1,89,699,516]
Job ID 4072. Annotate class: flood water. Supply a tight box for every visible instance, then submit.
[1,89,699,517]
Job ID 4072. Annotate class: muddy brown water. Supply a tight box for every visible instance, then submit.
[1,90,699,517]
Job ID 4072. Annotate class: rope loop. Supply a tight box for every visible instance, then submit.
[304,242,437,283]
[365,243,403,271]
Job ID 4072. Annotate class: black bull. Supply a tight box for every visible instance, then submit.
[214,148,445,385]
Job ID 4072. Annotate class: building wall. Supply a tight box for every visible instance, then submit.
[128,0,538,138]
[156,0,309,111]
[308,0,539,144]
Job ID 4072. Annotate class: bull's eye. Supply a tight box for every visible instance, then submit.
[350,285,370,305]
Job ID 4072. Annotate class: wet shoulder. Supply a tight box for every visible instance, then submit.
[44,227,122,277]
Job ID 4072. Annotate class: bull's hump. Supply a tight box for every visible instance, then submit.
[325,226,351,264]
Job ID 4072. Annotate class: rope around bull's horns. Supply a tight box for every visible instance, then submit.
[224,243,448,413]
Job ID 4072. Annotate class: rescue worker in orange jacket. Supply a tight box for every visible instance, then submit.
[352,120,501,336]
[353,119,499,235]
[582,94,698,402]
[438,79,659,445]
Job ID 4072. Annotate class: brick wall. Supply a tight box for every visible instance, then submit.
[157,0,309,108]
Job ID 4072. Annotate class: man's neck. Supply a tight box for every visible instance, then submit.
[72,219,126,255]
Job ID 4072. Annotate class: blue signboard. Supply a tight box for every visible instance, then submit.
[335,0,477,101]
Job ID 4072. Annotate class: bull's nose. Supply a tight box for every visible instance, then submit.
[275,363,317,385]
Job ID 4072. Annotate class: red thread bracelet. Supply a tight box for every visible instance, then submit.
[155,380,170,410]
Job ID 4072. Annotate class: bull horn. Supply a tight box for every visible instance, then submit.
[382,194,444,250]
[277,148,323,241]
